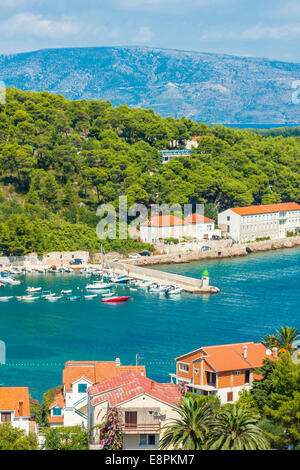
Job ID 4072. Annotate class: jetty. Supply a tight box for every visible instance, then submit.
[109,262,220,294]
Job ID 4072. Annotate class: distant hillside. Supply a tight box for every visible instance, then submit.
[0,46,300,124]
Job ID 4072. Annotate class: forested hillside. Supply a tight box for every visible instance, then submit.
[0,88,299,255]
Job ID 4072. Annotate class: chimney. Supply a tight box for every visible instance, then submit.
[243,345,248,359]
[18,400,23,417]
[151,381,155,390]
[272,347,278,359]
[115,357,121,367]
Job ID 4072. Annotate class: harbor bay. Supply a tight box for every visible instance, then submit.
[0,247,299,401]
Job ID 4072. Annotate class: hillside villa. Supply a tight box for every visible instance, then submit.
[170,342,277,404]
[140,214,221,244]
[48,358,146,428]
[0,387,34,434]
[87,371,182,450]
[218,202,300,243]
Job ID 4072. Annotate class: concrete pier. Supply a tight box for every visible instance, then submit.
[109,262,220,294]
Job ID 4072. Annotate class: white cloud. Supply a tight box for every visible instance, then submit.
[132,26,154,43]
[241,24,300,40]
[2,13,80,38]
[117,0,224,12]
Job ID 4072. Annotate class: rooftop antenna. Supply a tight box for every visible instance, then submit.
[136,353,144,373]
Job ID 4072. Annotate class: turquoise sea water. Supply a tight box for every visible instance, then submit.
[0,248,299,401]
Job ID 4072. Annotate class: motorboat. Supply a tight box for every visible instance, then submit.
[101,296,131,303]
[0,296,13,302]
[26,287,42,293]
[112,275,131,284]
[67,295,81,301]
[41,291,56,298]
[0,275,21,286]
[61,290,72,294]
[166,286,182,295]
[16,295,39,302]
[46,295,62,302]
[86,281,114,290]
[84,294,98,300]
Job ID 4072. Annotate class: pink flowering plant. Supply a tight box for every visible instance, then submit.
[99,406,123,450]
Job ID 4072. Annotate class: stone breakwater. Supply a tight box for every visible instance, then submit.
[123,237,300,267]
[111,262,220,294]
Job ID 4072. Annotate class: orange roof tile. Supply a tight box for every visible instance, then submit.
[49,388,65,410]
[140,215,185,227]
[47,416,64,424]
[0,387,30,417]
[231,202,300,216]
[63,361,146,392]
[176,342,269,372]
[184,214,215,224]
[89,371,181,408]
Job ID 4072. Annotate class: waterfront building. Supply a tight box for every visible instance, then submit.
[87,371,181,450]
[140,214,220,244]
[48,358,146,428]
[170,342,276,404]
[0,387,33,434]
[218,202,300,243]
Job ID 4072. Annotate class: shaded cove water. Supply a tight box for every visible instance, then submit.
[0,248,299,401]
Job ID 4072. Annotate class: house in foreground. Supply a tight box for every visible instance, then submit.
[218,202,300,242]
[88,371,182,450]
[48,358,146,428]
[0,387,34,434]
[170,342,276,404]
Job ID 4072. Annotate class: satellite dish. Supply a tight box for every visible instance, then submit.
[266,349,272,356]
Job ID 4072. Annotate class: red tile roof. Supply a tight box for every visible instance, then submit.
[140,215,185,227]
[0,387,30,417]
[49,388,65,410]
[48,416,64,424]
[63,361,146,391]
[176,342,269,372]
[184,214,215,224]
[231,202,300,216]
[89,371,181,408]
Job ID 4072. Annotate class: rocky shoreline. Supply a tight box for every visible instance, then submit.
[124,237,300,267]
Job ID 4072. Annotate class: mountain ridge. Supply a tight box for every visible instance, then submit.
[0,46,300,124]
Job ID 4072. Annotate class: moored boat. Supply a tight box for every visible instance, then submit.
[101,295,131,303]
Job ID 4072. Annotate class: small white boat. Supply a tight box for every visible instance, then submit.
[64,268,74,273]
[61,290,72,294]
[101,292,115,298]
[129,287,138,291]
[37,268,46,274]
[0,276,21,286]
[166,286,182,295]
[41,291,56,298]
[26,287,42,293]
[46,295,62,302]
[84,294,98,300]
[0,296,13,302]
[16,295,39,302]
[86,281,114,290]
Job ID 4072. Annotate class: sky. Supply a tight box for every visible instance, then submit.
[0,0,300,62]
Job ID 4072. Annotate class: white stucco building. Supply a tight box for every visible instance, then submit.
[218,202,300,243]
[48,359,146,428]
[88,371,182,450]
[140,214,220,244]
[0,387,32,434]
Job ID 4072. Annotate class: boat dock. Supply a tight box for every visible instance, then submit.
[109,262,220,294]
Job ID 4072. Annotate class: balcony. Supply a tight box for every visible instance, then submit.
[120,423,161,433]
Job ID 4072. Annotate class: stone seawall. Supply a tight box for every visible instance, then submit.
[123,237,300,267]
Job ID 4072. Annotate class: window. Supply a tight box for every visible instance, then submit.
[53,407,62,416]
[1,412,11,422]
[227,392,233,402]
[227,216,230,221]
[139,434,156,446]
[125,411,137,428]
[235,371,241,375]
[179,363,189,373]
[78,383,87,393]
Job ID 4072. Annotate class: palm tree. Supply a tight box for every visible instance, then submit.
[261,334,279,349]
[159,397,212,450]
[276,326,299,354]
[206,404,270,450]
